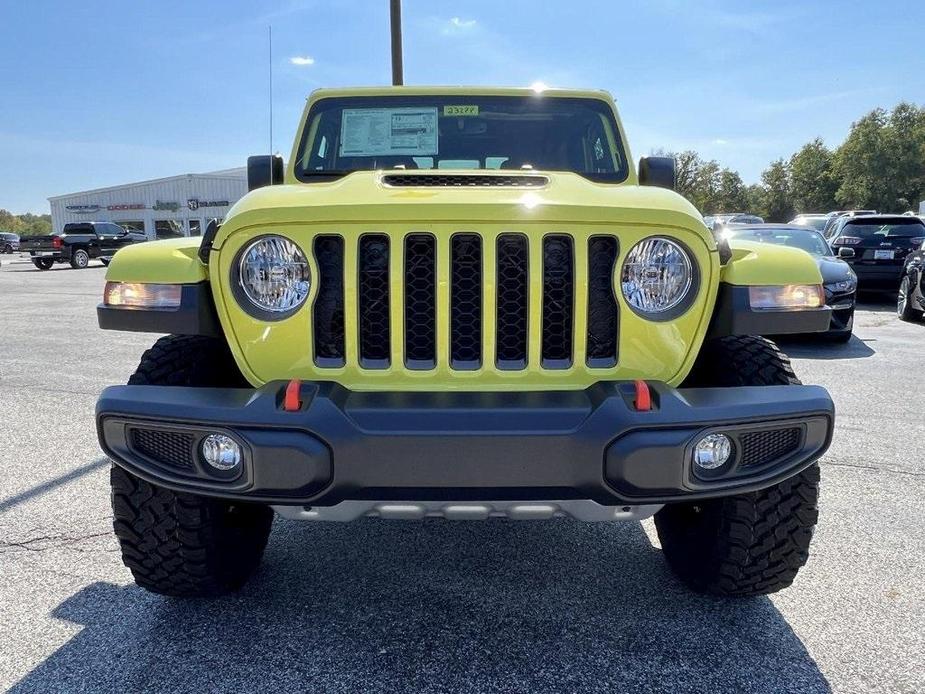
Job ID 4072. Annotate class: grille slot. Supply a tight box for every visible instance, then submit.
[739,427,802,468]
[542,235,574,368]
[382,174,548,188]
[450,234,482,369]
[404,234,437,369]
[130,429,195,470]
[313,235,345,366]
[358,235,391,368]
[586,236,619,367]
[496,234,529,369]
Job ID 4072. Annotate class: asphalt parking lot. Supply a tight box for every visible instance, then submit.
[0,255,922,694]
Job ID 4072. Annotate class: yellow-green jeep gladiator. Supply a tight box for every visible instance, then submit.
[96,87,834,598]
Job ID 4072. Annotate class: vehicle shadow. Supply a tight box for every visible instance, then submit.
[776,333,876,360]
[10,519,831,693]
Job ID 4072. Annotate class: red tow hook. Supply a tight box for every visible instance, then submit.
[283,379,302,412]
[633,380,652,412]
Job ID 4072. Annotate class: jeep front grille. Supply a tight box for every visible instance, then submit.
[309,231,620,373]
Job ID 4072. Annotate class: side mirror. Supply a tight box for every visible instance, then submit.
[837,246,855,259]
[247,154,284,191]
[638,156,676,190]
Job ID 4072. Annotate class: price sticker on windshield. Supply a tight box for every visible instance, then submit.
[443,105,479,117]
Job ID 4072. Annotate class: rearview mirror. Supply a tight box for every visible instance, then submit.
[837,246,855,259]
[638,156,676,190]
[247,154,284,191]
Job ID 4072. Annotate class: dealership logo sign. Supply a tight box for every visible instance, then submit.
[65,204,100,213]
[152,200,180,212]
[188,199,229,211]
[107,203,145,211]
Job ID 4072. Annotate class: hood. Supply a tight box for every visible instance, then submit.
[817,256,855,284]
[215,171,706,248]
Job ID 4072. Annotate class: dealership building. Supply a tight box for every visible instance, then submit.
[48,168,248,240]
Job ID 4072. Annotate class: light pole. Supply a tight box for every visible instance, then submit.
[390,0,403,85]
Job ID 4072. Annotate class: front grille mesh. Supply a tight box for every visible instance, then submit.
[541,235,574,367]
[404,234,437,368]
[358,235,391,367]
[586,236,619,367]
[308,232,622,373]
[496,235,529,368]
[130,429,195,470]
[313,236,345,365]
[740,427,802,467]
[450,234,482,368]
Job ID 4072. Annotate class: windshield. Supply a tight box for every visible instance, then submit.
[792,216,828,231]
[295,96,628,183]
[843,220,925,238]
[727,227,833,256]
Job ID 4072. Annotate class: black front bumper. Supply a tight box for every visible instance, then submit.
[96,381,834,507]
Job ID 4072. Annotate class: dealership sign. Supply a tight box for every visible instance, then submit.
[152,200,180,212]
[107,203,145,211]
[188,199,229,211]
[65,204,100,213]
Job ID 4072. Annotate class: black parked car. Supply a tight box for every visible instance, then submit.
[898,240,925,321]
[724,224,857,341]
[18,222,147,270]
[0,232,19,253]
[827,214,925,291]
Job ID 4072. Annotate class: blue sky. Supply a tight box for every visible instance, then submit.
[2,0,922,213]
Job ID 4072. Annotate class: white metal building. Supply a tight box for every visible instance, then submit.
[48,168,247,240]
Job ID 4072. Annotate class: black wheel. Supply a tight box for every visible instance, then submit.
[826,329,853,343]
[70,248,90,269]
[897,276,923,322]
[32,257,54,270]
[111,335,270,597]
[1,243,11,254]
[656,336,820,596]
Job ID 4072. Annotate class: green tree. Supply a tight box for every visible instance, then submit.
[789,138,839,213]
[716,169,749,212]
[834,103,925,212]
[761,159,793,222]
[746,184,768,218]
[0,209,52,235]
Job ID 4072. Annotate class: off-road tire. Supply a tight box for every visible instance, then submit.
[111,335,270,597]
[127,334,249,388]
[656,335,820,596]
[32,257,54,270]
[898,276,923,322]
[69,248,90,269]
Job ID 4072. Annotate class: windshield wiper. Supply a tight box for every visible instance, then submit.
[300,170,354,178]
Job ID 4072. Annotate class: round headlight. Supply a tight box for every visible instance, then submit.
[621,237,694,316]
[237,236,310,317]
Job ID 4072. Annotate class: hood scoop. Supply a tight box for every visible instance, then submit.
[382,173,549,188]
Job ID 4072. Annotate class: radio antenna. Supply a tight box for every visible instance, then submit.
[268,25,274,182]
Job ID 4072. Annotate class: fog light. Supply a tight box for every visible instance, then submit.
[201,434,242,471]
[693,433,732,470]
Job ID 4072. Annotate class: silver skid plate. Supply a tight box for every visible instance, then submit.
[272,500,663,522]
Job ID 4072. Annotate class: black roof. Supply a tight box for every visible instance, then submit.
[841,214,924,224]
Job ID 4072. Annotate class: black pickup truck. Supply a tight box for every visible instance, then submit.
[20,222,148,270]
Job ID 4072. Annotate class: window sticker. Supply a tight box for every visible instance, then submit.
[339,107,439,157]
[443,105,479,117]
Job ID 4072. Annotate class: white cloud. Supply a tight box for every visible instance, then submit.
[289,56,315,66]
[441,17,477,34]
[712,138,729,145]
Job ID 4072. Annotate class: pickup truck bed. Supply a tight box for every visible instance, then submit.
[22,222,148,270]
